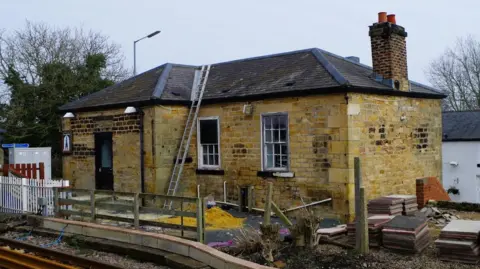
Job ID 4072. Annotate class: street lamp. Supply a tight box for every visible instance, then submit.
[133,30,161,75]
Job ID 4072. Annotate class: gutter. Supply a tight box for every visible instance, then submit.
[58,85,446,114]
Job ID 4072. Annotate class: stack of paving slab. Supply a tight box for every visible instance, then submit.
[435,220,480,265]
[316,224,347,243]
[382,215,431,253]
[386,195,418,216]
[367,196,404,216]
[347,215,395,247]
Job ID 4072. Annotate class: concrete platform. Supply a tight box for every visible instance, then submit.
[38,217,274,269]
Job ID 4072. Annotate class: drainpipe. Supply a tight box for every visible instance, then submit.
[139,109,145,202]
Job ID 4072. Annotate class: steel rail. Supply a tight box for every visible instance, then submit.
[0,236,123,269]
[0,246,76,269]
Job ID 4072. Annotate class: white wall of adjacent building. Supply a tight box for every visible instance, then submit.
[442,141,480,203]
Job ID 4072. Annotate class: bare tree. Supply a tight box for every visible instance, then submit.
[427,36,480,111]
[0,21,128,90]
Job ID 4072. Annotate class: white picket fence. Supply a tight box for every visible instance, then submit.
[0,176,69,216]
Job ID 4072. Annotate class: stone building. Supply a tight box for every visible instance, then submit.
[59,13,445,221]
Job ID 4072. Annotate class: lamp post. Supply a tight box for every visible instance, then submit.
[133,30,161,75]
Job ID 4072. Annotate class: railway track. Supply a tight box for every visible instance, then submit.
[0,237,123,269]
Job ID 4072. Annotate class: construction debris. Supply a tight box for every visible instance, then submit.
[419,206,460,226]
[435,220,480,265]
[347,215,395,247]
[382,215,431,254]
[315,224,347,243]
[159,206,245,230]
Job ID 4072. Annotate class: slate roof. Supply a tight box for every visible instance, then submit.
[59,48,445,112]
[442,111,480,141]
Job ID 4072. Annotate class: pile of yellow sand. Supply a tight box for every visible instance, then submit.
[159,207,245,230]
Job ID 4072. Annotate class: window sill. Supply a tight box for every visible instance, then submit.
[196,169,225,175]
[257,171,295,178]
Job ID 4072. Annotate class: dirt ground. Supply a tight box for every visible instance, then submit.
[235,211,480,269]
[239,240,478,269]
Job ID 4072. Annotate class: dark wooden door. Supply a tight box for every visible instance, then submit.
[95,132,113,190]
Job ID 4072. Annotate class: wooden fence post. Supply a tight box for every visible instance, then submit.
[248,185,254,212]
[180,197,184,238]
[359,187,369,254]
[196,198,205,243]
[54,188,59,218]
[236,186,241,212]
[133,193,140,228]
[90,190,96,222]
[264,182,273,225]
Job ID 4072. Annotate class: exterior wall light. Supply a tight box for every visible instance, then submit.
[63,112,75,118]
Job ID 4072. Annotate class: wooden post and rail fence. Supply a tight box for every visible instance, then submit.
[53,188,206,243]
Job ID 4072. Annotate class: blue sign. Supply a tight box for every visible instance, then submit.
[2,143,30,148]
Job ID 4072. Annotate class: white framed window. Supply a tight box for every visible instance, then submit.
[197,117,220,169]
[262,113,289,171]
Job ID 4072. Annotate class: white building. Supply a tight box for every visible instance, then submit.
[442,111,480,203]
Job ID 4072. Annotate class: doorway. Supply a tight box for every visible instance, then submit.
[95,132,113,190]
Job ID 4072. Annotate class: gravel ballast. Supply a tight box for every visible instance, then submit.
[2,231,171,269]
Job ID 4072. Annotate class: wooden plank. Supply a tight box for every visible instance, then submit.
[59,209,91,218]
[95,202,134,211]
[56,187,90,192]
[133,193,140,228]
[58,198,90,206]
[20,164,26,176]
[39,162,45,180]
[95,214,133,223]
[90,190,96,221]
[26,164,32,179]
[32,164,37,179]
[264,182,273,225]
[94,190,134,196]
[139,219,197,232]
[271,201,293,227]
[139,206,196,217]
[90,214,198,232]
[139,193,197,202]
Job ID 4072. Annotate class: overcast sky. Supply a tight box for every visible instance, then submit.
[2,0,480,85]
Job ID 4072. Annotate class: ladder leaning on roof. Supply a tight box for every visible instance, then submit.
[163,65,211,209]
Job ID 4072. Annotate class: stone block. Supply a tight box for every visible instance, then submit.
[328,168,349,183]
[158,238,189,256]
[129,233,143,245]
[141,235,158,248]
[83,227,130,243]
[43,220,69,232]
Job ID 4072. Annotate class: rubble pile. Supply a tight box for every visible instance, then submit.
[316,224,347,242]
[382,215,431,254]
[420,206,460,226]
[435,220,480,264]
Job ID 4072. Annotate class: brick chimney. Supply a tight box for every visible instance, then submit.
[369,12,409,91]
